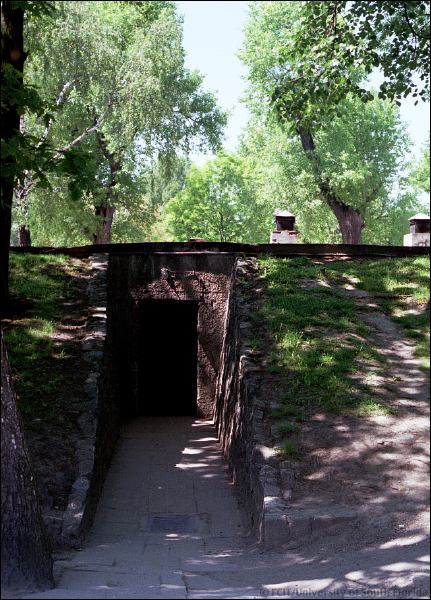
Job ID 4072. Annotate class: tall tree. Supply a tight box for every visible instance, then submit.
[240,104,415,245]
[18,0,226,245]
[1,6,55,592]
[1,1,86,297]
[1,332,53,593]
[240,1,420,243]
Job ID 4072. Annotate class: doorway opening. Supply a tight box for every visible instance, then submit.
[136,300,198,416]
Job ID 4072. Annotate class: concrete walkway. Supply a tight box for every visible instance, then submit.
[15,417,429,599]
[26,418,251,599]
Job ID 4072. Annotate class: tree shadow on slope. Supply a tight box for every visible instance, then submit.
[254,256,429,563]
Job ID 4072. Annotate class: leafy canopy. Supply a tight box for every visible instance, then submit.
[17,0,226,242]
[268,1,430,129]
[409,137,430,194]
[240,92,417,246]
[241,3,412,226]
[166,153,266,243]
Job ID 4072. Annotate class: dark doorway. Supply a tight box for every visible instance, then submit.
[136,300,198,416]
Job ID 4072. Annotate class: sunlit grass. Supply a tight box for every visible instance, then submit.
[259,256,429,427]
[353,397,398,417]
[326,256,430,371]
[4,254,81,419]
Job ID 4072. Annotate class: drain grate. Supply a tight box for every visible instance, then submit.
[147,513,209,534]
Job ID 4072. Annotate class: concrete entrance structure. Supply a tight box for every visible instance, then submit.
[5,244,430,598]
[107,252,236,419]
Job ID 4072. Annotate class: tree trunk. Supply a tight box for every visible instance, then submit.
[93,203,115,244]
[1,332,54,593]
[1,1,26,306]
[18,224,32,247]
[297,126,364,244]
[326,198,364,244]
[93,130,122,245]
[0,185,13,308]
[14,135,33,248]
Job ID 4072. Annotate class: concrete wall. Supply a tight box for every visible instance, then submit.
[107,253,236,418]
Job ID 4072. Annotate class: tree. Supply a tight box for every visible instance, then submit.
[1,0,36,302]
[17,0,226,245]
[240,1,416,244]
[240,120,342,243]
[1,0,88,299]
[1,0,22,298]
[1,332,53,593]
[410,137,430,195]
[1,7,56,591]
[240,102,415,245]
[13,79,108,246]
[166,153,266,243]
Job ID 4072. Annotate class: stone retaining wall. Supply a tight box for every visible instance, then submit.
[214,257,291,547]
[61,254,112,544]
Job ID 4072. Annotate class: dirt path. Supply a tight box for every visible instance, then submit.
[290,276,430,545]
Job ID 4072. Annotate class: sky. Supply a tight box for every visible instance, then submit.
[176,0,430,167]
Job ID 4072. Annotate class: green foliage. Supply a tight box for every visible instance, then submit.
[11,1,55,17]
[326,256,430,370]
[409,137,430,194]
[241,121,341,243]
[240,98,416,244]
[165,153,267,242]
[4,253,81,418]
[240,1,424,243]
[14,0,226,242]
[16,155,190,246]
[247,1,430,129]
[1,1,79,190]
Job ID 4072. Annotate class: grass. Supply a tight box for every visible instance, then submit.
[324,256,430,371]
[3,254,83,421]
[276,440,303,459]
[277,422,300,435]
[258,256,430,423]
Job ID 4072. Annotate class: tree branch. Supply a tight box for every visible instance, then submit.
[53,94,113,158]
[402,2,424,41]
[37,80,75,148]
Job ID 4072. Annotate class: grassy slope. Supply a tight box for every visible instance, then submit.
[328,256,430,370]
[3,254,83,422]
[258,256,430,458]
